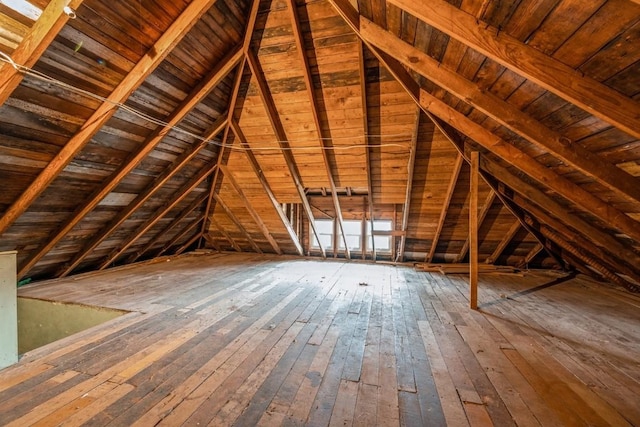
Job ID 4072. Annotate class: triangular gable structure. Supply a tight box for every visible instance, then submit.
[0,0,639,292]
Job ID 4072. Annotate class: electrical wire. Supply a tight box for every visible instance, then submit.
[0,53,412,152]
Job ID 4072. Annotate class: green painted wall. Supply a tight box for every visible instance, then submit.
[18,298,126,354]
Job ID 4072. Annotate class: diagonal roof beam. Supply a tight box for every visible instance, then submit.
[387,0,640,139]
[175,227,205,256]
[285,0,350,259]
[98,163,217,270]
[518,243,543,268]
[159,216,204,257]
[16,46,241,276]
[210,216,242,252]
[0,0,84,107]
[246,49,326,258]
[220,164,282,254]
[358,19,640,207]
[454,190,495,263]
[513,190,640,285]
[485,220,520,265]
[0,0,221,237]
[126,192,210,264]
[359,41,376,261]
[199,0,260,243]
[213,193,262,253]
[230,120,304,255]
[331,0,640,244]
[425,153,463,263]
[480,155,640,271]
[51,117,227,279]
[397,106,420,262]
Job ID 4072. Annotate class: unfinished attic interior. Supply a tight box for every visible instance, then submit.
[0,0,639,424]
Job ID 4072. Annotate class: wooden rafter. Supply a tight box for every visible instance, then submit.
[128,192,210,264]
[213,193,262,253]
[426,153,463,263]
[519,243,544,268]
[480,157,640,270]
[387,0,640,139]
[245,49,325,258]
[285,0,350,259]
[20,116,227,279]
[358,18,640,207]
[98,163,218,270]
[454,190,495,263]
[397,106,420,262]
[485,220,520,265]
[161,217,203,256]
[430,117,566,269]
[200,0,260,242]
[209,216,241,252]
[17,47,241,277]
[332,0,640,246]
[514,193,640,285]
[230,120,304,255]
[359,40,376,261]
[528,218,639,292]
[0,0,220,237]
[220,165,282,254]
[0,0,84,107]
[175,228,204,256]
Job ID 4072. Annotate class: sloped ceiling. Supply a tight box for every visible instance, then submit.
[0,0,639,292]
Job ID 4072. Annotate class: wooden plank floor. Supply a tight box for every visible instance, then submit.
[1,252,639,426]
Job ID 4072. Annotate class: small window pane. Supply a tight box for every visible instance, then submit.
[311,219,333,249]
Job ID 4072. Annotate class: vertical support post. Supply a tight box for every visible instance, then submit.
[470,152,479,309]
[0,251,18,369]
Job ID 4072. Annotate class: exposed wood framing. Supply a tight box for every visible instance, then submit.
[454,191,495,263]
[397,106,420,262]
[127,192,210,264]
[0,0,220,237]
[209,216,241,252]
[200,0,260,242]
[20,116,227,279]
[175,228,204,256]
[430,117,566,269]
[245,49,325,258]
[469,151,479,310]
[359,40,376,261]
[230,120,304,255]
[220,165,282,254]
[359,18,640,207]
[485,220,520,265]
[159,217,204,257]
[387,0,640,139]
[519,243,544,268]
[286,0,350,259]
[98,163,218,270]
[425,153,463,263]
[213,193,263,253]
[0,0,84,107]
[480,157,640,270]
[17,47,241,277]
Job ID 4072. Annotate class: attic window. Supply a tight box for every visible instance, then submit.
[0,0,42,20]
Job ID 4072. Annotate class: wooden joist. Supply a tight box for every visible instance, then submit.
[98,163,218,270]
[359,18,640,207]
[0,0,220,237]
[245,49,325,258]
[285,0,350,259]
[0,0,84,107]
[230,120,304,256]
[387,0,640,139]
[425,154,463,263]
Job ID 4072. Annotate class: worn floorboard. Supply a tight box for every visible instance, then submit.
[1,252,639,426]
